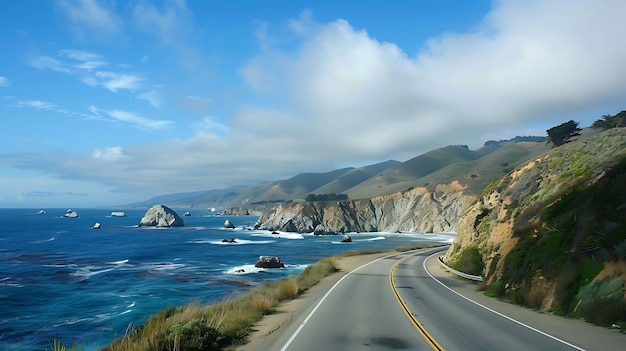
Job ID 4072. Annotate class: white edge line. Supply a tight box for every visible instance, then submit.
[423,251,587,351]
[279,252,399,351]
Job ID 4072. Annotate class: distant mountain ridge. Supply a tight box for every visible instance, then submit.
[129,136,550,209]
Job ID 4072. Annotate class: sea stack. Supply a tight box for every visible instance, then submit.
[139,204,184,227]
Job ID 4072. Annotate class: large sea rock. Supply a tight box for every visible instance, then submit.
[139,204,184,227]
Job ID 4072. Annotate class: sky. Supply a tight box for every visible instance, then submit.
[1,0,626,208]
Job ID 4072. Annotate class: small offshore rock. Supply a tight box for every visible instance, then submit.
[224,220,235,229]
[255,256,285,268]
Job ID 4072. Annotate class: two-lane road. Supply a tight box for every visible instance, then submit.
[272,247,588,351]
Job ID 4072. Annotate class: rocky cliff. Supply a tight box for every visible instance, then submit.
[444,127,626,325]
[256,181,475,234]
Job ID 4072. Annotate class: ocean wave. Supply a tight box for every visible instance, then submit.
[31,237,55,244]
[225,264,266,275]
[193,238,275,245]
[142,262,186,271]
[106,259,130,265]
[72,266,116,279]
[250,232,304,239]
[0,277,24,287]
[225,263,308,275]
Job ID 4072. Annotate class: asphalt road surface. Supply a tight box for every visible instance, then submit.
[272,247,593,351]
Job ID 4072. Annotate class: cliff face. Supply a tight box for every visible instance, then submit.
[256,181,475,234]
[444,128,626,321]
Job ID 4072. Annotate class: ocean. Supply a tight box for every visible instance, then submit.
[0,208,453,350]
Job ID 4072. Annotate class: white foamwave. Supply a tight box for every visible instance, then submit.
[359,236,385,241]
[195,238,275,245]
[107,259,130,265]
[72,266,116,279]
[0,277,23,287]
[225,264,266,274]
[251,232,304,239]
[31,237,55,244]
[143,262,185,271]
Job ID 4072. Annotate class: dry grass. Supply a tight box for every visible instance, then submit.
[100,257,340,351]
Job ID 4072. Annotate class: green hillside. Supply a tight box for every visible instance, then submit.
[133,137,550,208]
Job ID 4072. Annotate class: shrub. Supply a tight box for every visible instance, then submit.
[452,246,484,276]
[582,298,626,327]
[164,319,224,351]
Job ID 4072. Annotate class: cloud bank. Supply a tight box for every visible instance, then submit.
[4,0,626,204]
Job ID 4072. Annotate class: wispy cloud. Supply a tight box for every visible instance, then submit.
[132,1,192,45]
[13,98,104,121]
[106,110,174,130]
[56,0,122,37]
[136,90,162,108]
[16,100,59,111]
[0,76,10,86]
[30,50,155,101]
[20,191,87,197]
[30,56,71,73]
[86,71,145,92]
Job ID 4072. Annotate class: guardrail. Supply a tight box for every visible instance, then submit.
[438,256,483,282]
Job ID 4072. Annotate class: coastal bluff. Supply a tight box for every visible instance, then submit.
[255,182,475,234]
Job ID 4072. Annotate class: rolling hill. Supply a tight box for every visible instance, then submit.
[129,136,550,209]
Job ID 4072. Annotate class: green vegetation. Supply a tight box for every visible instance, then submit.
[305,193,349,201]
[53,340,85,351]
[494,154,626,323]
[451,246,484,276]
[591,111,626,130]
[546,120,581,147]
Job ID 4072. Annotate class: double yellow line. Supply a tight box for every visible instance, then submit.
[389,255,445,351]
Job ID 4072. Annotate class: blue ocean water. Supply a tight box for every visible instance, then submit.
[0,208,453,350]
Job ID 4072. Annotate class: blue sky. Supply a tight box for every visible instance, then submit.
[1,0,625,208]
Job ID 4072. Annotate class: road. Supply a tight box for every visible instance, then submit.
[271,247,592,351]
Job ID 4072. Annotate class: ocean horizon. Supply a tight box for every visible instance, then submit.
[0,207,453,350]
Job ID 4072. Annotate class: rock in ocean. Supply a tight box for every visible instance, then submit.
[139,204,184,227]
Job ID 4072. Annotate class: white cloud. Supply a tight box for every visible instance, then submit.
[93,146,127,160]
[90,71,145,92]
[238,0,626,160]
[0,76,9,86]
[195,116,230,136]
[59,49,108,70]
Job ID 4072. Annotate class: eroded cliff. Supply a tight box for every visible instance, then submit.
[256,181,475,234]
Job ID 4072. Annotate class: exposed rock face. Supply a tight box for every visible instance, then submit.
[224,220,235,229]
[256,181,474,234]
[444,127,626,313]
[139,204,184,227]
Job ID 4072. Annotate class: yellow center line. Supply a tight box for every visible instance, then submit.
[390,254,446,351]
